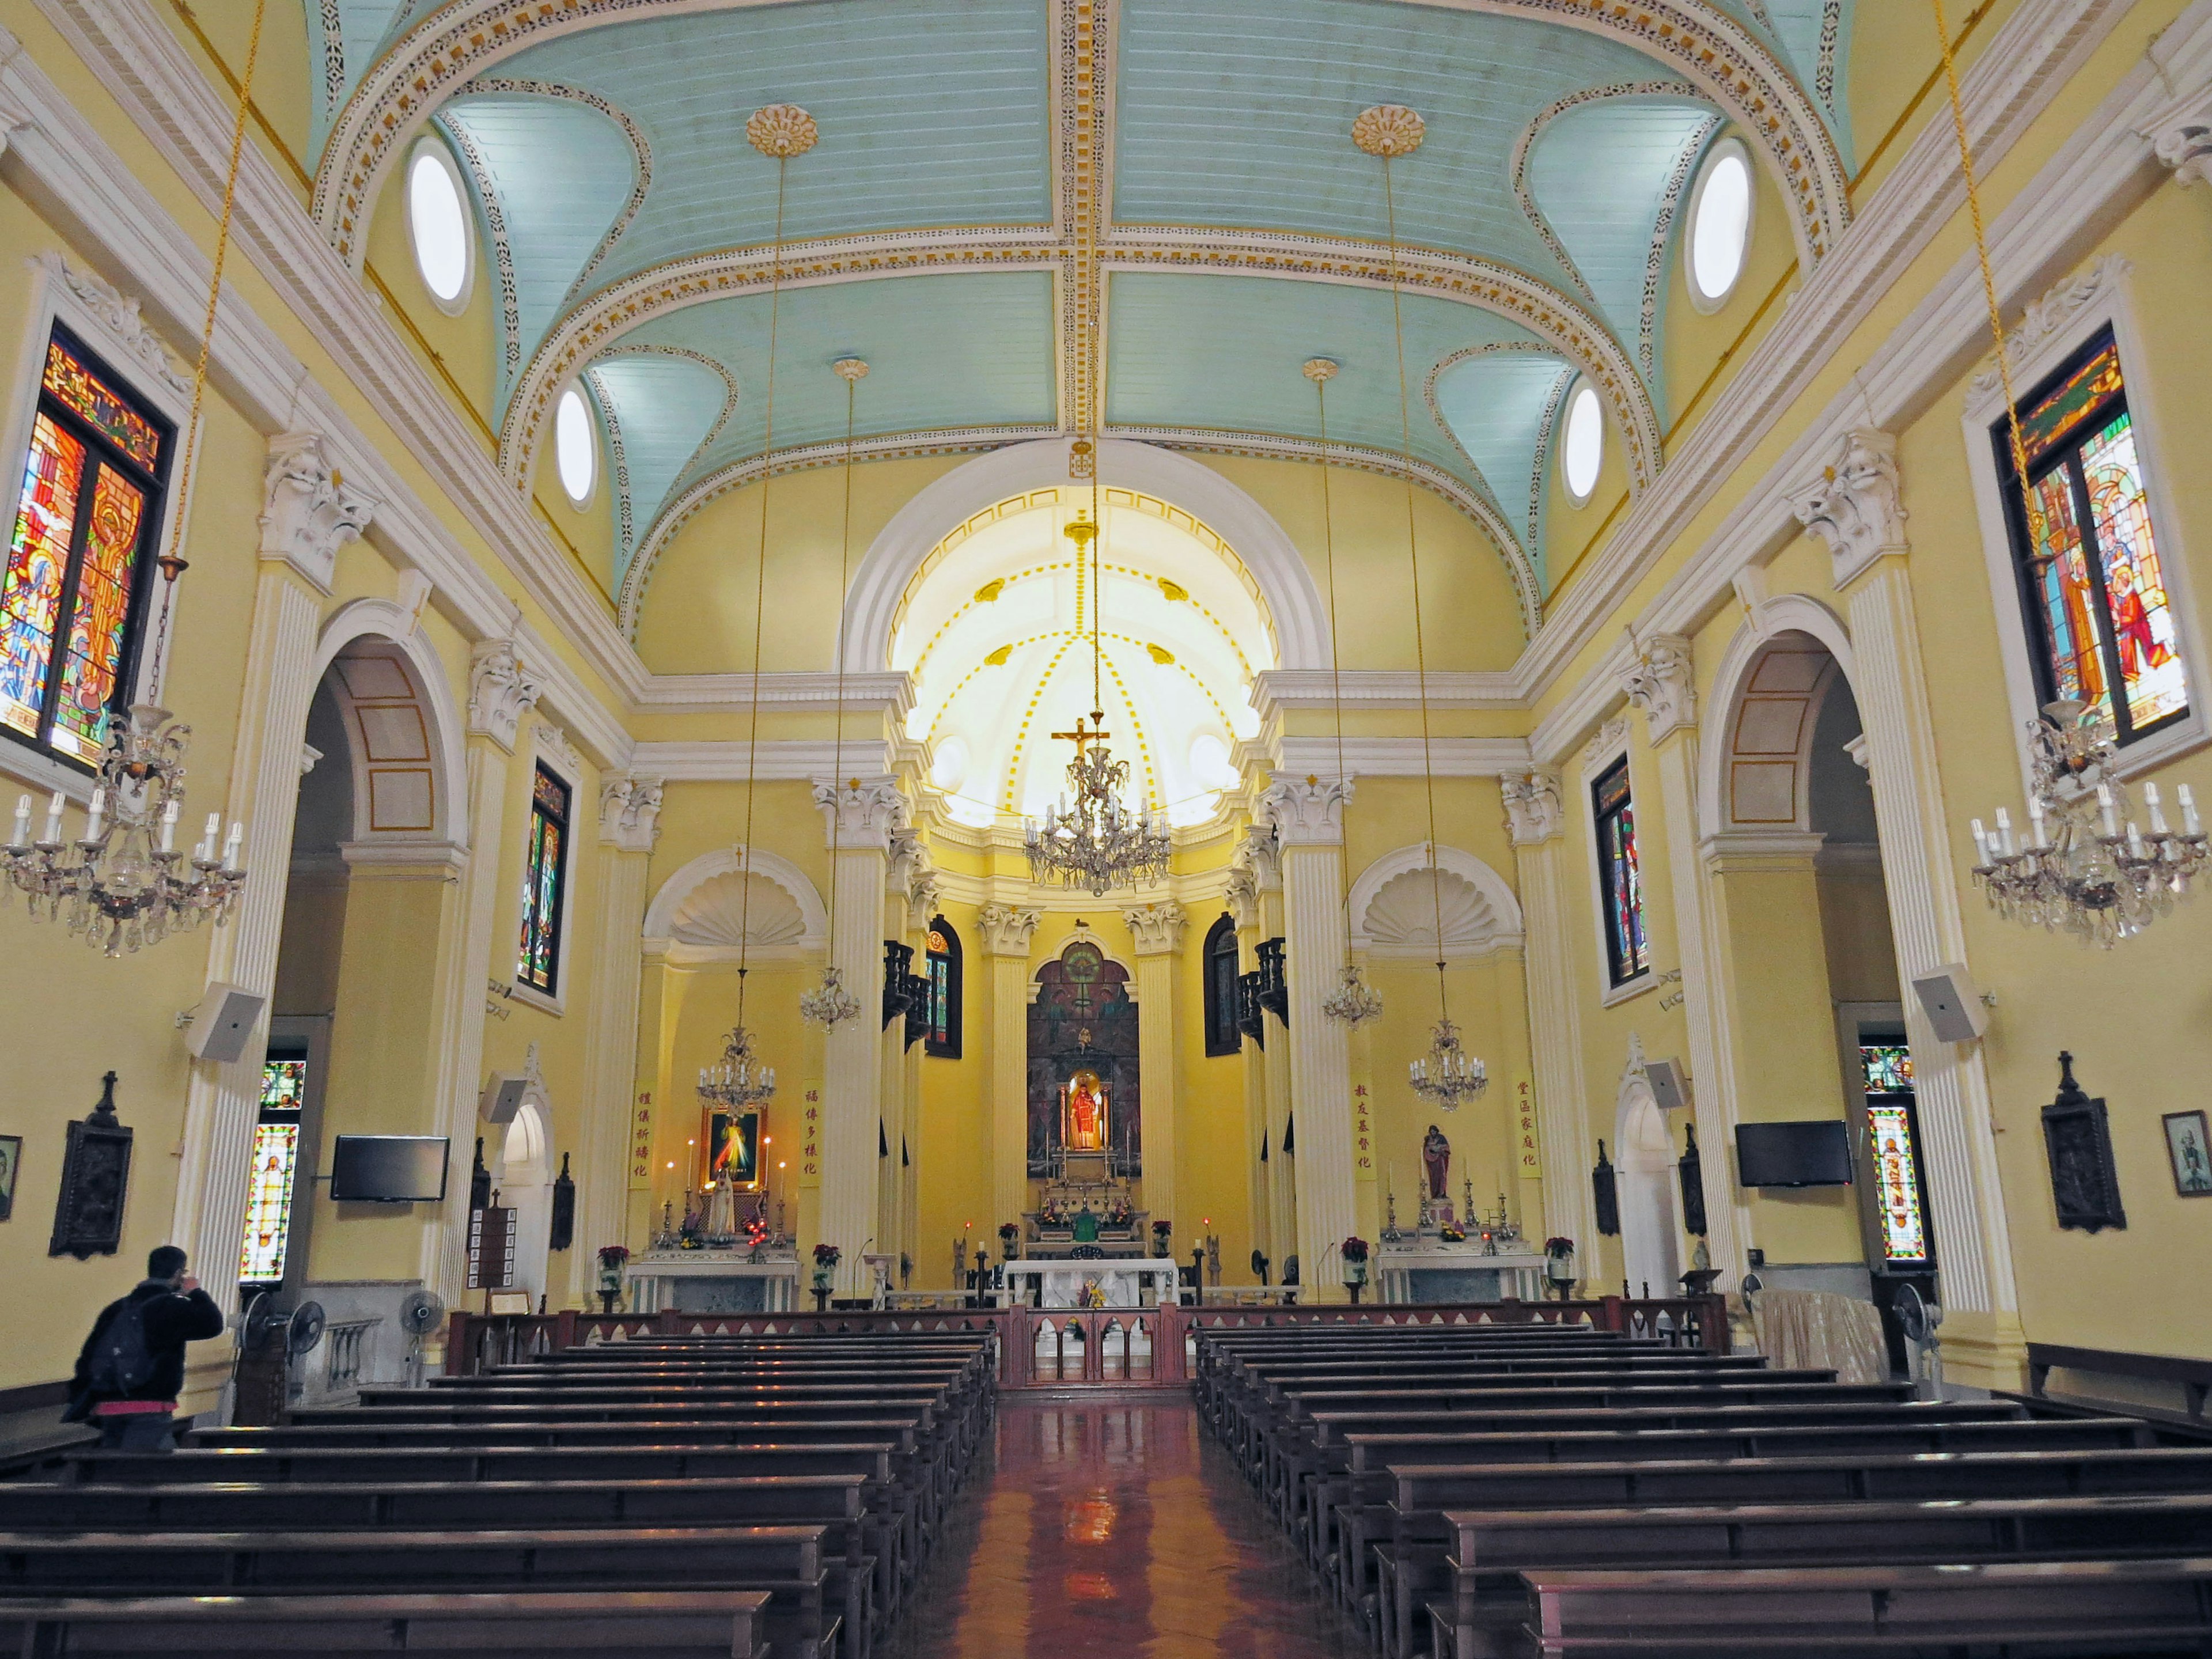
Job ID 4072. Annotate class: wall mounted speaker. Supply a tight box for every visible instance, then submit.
[1912,963,1987,1043]
[1645,1058,1690,1112]
[181,983,265,1063]
[479,1073,530,1124]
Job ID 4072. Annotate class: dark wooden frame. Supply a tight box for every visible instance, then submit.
[2040,1051,2126,1233]
[923,915,962,1059]
[1202,912,1241,1056]
[49,1071,132,1260]
[2161,1108,2212,1198]
[0,1131,19,1222]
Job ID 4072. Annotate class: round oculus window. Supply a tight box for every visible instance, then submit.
[555,387,596,506]
[1688,141,1752,308]
[1561,382,1604,504]
[407,143,471,310]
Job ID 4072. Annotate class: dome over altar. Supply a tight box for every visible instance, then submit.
[892,487,1274,830]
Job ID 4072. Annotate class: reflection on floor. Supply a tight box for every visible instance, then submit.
[886,1397,1367,1659]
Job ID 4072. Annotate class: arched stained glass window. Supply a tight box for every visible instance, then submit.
[1592,756,1648,987]
[1203,912,1241,1056]
[517,762,571,994]
[925,916,962,1059]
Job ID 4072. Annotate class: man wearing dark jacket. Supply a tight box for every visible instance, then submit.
[66,1245,226,1450]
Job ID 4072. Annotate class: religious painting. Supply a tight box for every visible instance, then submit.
[2164,1110,2212,1198]
[0,1134,19,1222]
[703,1107,761,1190]
[1027,937,1139,1175]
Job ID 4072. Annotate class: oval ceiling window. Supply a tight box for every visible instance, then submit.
[1687,138,1753,309]
[555,387,596,506]
[1561,382,1604,505]
[407,139,472,312]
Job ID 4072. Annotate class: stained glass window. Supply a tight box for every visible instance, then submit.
[924,916,961,1059]
[1593,757,1648,986]
[2,328,167,768]
[1859,1043,1914,1094]
[1203,912,1242,1057]
[1866,1103,1929,1265]
[1999,329,2189,744]
[238,1055,308,1285]
[517,762,570,993]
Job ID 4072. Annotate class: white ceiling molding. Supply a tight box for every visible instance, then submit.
[1271,736,1533,778]
[1252,669,1522,718]
[630,671,916,720]
[628,740,901,783]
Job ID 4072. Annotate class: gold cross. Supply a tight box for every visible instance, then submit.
[1051,714,1109,755]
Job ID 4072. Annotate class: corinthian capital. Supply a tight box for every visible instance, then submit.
[1789,427,1906,588]
[2142,81,2212,188]
[813,775,907,851]
[1619,634,1695,743]
[599,774,664,853]
[1499,768,1565,846]
[1262,774,1350,847]
[978,902,1041,956]
[1123,900,1187,955]
[260,431,375,594]
[468,637,541,752]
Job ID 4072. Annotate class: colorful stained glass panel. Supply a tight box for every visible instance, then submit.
[261,1058,307,1113]
[2027,465,2108,720]
[49,465,144,763]
[1866,1101,1930,1264]
[518,767,566,993]
[237,1120,300,1282]
[534,767,569,817]
[3,414,85,740]
[2080,412,2188,733]
[1594,757,1648,985]
[1859,1044,1914,1094]
[2018,339,2123,467]
[43,340,162,473]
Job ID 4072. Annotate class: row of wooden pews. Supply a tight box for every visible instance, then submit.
[1196,1316,2212,1658]
[0,1325,997,1659]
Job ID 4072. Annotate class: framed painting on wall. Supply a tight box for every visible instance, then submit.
[0,1134,20,1221]
[2163,1110,2212,1198]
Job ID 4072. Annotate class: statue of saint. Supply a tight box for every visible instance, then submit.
[1423,1124,1451,1200]
[1065,1069,1108,1150]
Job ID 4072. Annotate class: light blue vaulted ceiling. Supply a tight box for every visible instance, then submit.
[308,0,1861,619]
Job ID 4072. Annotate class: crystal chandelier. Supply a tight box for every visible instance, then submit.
[1409,1015,1487,1111]
[1969,699,2206,946]
[1023,513,1172,896]
[1321,963,1384,1028]
[698,1025,777,1110]
[799,964,863,1029]
[2,703,245,956]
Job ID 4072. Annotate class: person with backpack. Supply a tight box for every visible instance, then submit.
[64,1245,226,1450]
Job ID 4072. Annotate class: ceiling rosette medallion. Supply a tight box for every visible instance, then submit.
[1352,104,1426,159]
[745,103,819,159]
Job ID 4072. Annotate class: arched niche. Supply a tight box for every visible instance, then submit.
[1698,599,1858,838]
[308,600,468,849]
[642,846,828,965]
[1349,844,1524,959]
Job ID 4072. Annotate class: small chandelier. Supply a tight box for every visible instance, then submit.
[1322,963,1384,1027]
[1022,512,1173,896]
[2,703,245,956]
[799,965,863,1029]
[1409,1016,1487,1111]
[698,1025,776,1109]
[1971,699,2206,946]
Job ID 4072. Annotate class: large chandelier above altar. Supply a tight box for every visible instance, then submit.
[698,1025,775,1111]
[1024,513,1172,896]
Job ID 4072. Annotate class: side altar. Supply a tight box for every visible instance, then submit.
[1374,1126,1545,1302]
[622,1192,800,1313]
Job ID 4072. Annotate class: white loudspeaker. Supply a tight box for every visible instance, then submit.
[479,1073,530,1124]
[1912,963,1988,1043]
[181,982,265,1063]
[1645,1059,1691,1112]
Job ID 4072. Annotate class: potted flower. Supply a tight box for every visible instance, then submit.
[998,1221,1020,1262]
[811,1242,840,1309]
[1151,1218,1172,1259]
[1340,1235,1371,1304]
[1544,1236,1576,1301]
[594,1245,629,1316]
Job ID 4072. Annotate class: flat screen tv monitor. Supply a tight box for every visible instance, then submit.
[329,1135,450,1203]
[1735,1120,1853,1188]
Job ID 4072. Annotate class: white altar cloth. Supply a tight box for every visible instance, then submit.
[997,1258,1179,1308]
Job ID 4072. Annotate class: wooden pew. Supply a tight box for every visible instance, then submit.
[1507,1555,2212,1657]
[0,1589,774,1659]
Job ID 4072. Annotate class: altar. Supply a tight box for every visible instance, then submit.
[1377,1241,1547,1304]
[623,1248,801,1313]
[998,1259,1179,1309]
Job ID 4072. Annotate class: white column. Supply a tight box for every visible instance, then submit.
[172,434,372,1322]
[423,639,539,1305]
[1226,863,1271,1266]
[1249,835,1297,1271]
[1123,900,1186,1237]
[980,901,1041,1241]
[567,776,661,1302]
[1622,636,1750,1288]
[1502,769,1594,1252]
[1264,776,1355,1298]
[813,778,903,1293]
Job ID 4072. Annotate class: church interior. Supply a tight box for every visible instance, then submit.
[3,0,2212,1653]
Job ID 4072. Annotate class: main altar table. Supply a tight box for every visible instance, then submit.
[997,1259,1180,1308]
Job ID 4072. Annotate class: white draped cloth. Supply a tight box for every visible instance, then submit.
[1747,1288,1891,1385]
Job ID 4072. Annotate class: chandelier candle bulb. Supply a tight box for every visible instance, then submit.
[199,812,219,862]
[2146,783,2168,835]
[2028,796,2046,848]
[158,801,177,854]
[2128,821,2148,859]
[84,789,105,843]
[10,797,28,847]
[45,793,65,846]
[222,823,244,869]
[1971,819,1989,864]
[1994,808,2013,857]
[2183,786,2201,838]
[2097,785,2120,839]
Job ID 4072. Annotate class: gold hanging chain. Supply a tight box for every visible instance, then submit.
[1309,365,1356,967]
[147,0,267,703]
[1380,154,1453,1022]
[822,359,863,948]
[1932,0,2043,547]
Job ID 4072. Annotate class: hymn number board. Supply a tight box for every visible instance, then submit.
[467,1204,516,1290]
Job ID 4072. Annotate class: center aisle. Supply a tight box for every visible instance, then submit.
[887,1397,1366,1659]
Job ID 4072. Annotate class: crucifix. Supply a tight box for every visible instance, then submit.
[1051,713,1110,756]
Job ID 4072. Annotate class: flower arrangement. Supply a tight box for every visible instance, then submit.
[596,1245,630,1267]
[813,1243,842,1267]
[1152,1219,1172,1236]
[1437,1224,1466,1243]
[1106,1196,1134,1226]
[998,1222,1020,1242]
[1544,1236,1575,1257]
[1339,1236,1370,1263]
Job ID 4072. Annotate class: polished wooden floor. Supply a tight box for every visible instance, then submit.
[887,1397,1366,1658]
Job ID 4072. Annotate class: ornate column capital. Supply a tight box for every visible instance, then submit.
[1123,900,1187,955]
[1241,823,1282,890]
[2142,82,2212,187]
[467,637,541,752]
[260,431,375,595]
[1262,774,1350,847]
[978,902,1041,957]
[598,774,663,854]
[1619,633,1696,743]
[1224,865,1261,929]
[1789,427,1907,589]
[1499,768,1566,845]
[812,775,907,852]
[906,866,942,933]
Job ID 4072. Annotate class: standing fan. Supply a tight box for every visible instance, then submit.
[400,1289,445,1390]
[1895,1282,1944,1397]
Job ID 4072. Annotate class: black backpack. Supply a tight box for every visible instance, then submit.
[86,1297,157,1395]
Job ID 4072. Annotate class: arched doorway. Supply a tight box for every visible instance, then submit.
[1616,1068,1683,1298]
[497,1099,555,1307]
